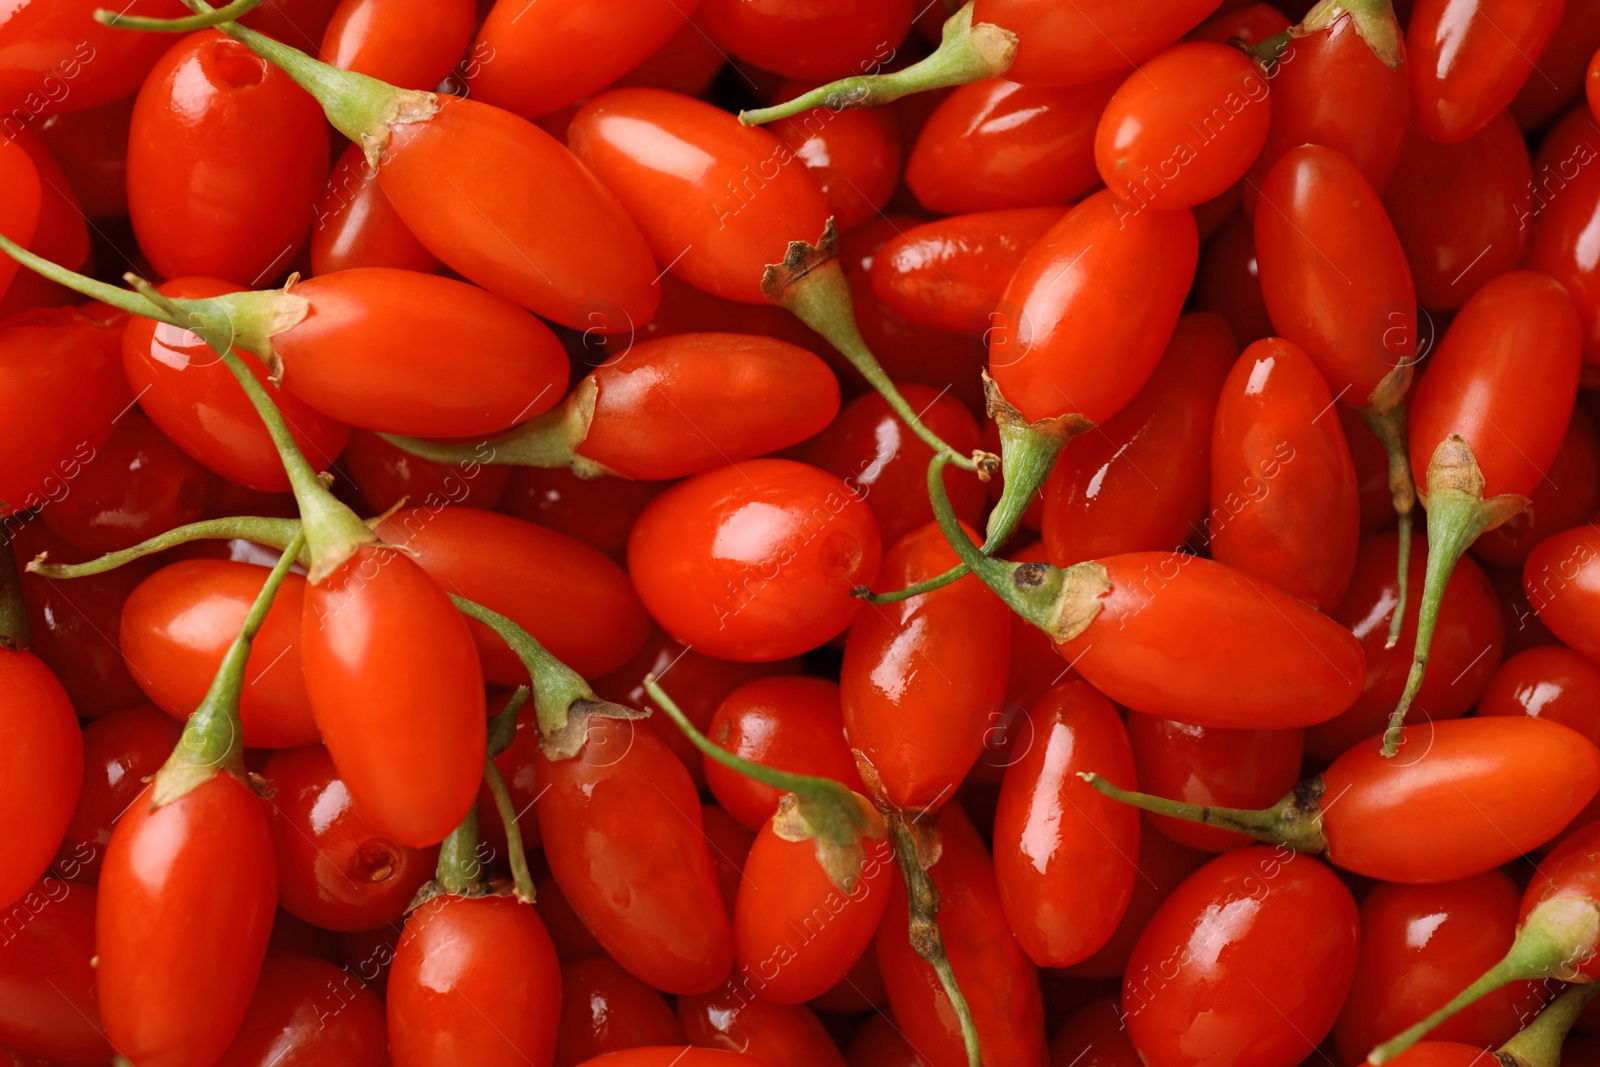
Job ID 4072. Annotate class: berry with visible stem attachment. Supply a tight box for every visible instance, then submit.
[738,2,1016,127]
[1496,981,1600,1067]
[93,0,266,33]
[1078,772,1329,856]
[763,221,993,478]
[1382,434,1526,756]
[149,531,305,806]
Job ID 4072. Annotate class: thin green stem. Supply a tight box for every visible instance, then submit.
[482,760,535,903]
[739,2,1015,126]
[435,804,482,895]
[1356,401,1416,649]
[887,815,980,1067]
[0,532,29,650]
[26,517,304,579]
[0,233,167,319]
[95,0,264,31]
[450,595,594,741]
[858,562,965,604]
[1080,773,1329,854]
[151,532,305,805]
[1497,982,1600,1067]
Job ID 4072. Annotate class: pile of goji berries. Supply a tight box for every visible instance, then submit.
[5,1,1600,1065]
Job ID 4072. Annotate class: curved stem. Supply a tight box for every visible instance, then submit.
[764,224,984,473]
[739,2,1016,126]
[0,532,29,650]
[451,595,594,741]
[218,351,375,583]
[857,561,966,604]
[482,760,535,903]
[95,0,264,31]
[381,378,611,478]
[1369,895,1600,1064]
[26,517,304,579]
[886,814,981,1067]
[1080,773,1329,854]
[151,532,305,806]
[1497,981,1600,1067]
[0,233,167,320]
[435,804,482,895]
[1356,401,1416,649]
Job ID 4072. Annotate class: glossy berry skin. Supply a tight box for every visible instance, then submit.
[1519,819,1600,981]
[568,1050,760,1066]
[121,560,319,749]
[734,820,894,1005]
[389,894,562,1067]
[1478,646,1600,747]
[769,86,901,231]
[123,279,350,492]
[0,305,132,519]
[843,521,1011,812]
[570,88,831,305]
[553,956,685,1066]
[1334,872,1546,1063]
[877,806,1048,1067]
[277,268,569,437]
[679,982,848,1067]
[1210,337,1360,610]
[56,705,182,885]
[0,137,39,302]
[469,0,698,119]
[301,545,486,849]
[1245,6,1409,207]
[0,0,184,119]
[1043,313,1235,567]
[699,804,754,917]
[1096,43,1271,212]
[262,745,436,932]
[628,459,881,662]
[994,682,1139,967]
[1323,717,1600,882]
[1381,111,1531,310]
[38,411,207,555]
[97,776,278,1067]
[378,94,660,332]
[803,383,987,550]
[1526,108,1600,376]
[1049,996,1141,1067]
[1063,828,1209,982]
[310,143,439,276]
[972,0,1223,87]
[869,207,1065,335]
[1307,531,1504,763]
[1475,406,1600,567]
[702,0,910,79]
[536,718,733,994]
[1524,523,1600,661]
[704,676,858,831]
[128,31,328,286]
[578,332,840,480]
[320,0,474,90]
[1128,711,1304,854]
[1254,144,1416,408]
[0,878,109,1066]
[1408,0,1566,143]
[906,79,1115,213]
[342,428,509,513]
[0,649,81,912]
[1058,552,1367,729]
[1409,271,1583,502]
[215,952,388,1067]
[376,506,650,682]
[1122,848,1358,1067]
[989,189,1198,425]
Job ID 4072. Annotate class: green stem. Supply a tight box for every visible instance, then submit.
[175,0,435,159]
[858,561,966,604]
[380,378,612,478]
[1369,895,1600,1064]
[26,517,304,579]
[739,2,1016,126]
[763,225,984,474]
[1497,982,1600,1067]
[450,596,594,741]
[1356,401,1416,649]
[150,532,305,805]
[1079,773,1329,854]
[482,760,535,903]
[887,815,981,1067]
[95,0,265,31]
[0,532,29,650]
[0,233,167,319]
[435,804,482,895]
[1249,28,1294,66]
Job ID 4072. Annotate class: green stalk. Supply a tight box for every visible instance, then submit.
[1497,982,1600,1067]
[1079,772,1329,854]
[1356,401,1416,649]
[95,0,265,32]
[26,517,304,579]
[450,596,601,744]
[482,760,535,903]
[435,804,482,896]
[150,532,305,805]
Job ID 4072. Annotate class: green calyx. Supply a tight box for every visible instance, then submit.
[645,674,885,893]
[1296,0,1403,69]
[149,532,305,806]
[1080,773,1331,854]
[739,2,1016,126]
